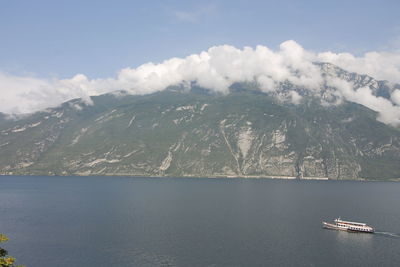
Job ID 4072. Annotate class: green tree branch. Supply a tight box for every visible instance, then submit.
[0,234,24,267]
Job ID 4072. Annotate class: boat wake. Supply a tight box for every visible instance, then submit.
[375,231,400,238]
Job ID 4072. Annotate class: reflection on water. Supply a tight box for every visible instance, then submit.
[335,230,374,243]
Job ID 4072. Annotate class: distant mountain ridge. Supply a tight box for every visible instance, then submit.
[0,63,399,180]
[319,62,394,98]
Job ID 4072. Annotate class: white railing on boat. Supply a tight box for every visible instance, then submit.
[335,218,367,226]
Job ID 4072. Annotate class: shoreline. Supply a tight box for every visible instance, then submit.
[1,173,399,182]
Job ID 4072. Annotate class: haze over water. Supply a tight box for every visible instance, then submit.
[1,176,400,266]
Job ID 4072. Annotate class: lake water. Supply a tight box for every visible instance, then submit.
[0,176,400,267]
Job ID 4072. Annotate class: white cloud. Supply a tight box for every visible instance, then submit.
[289,90,302,105]
[1,40,400,126]
[327,77,400,125]
[318,51,400,84]
[0,72,115,114]
[171,4,217,23]
[172,10,198,23]
[391,89,400,105]
[0,72,51,114]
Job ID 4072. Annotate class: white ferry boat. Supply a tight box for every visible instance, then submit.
[322,218,374,233]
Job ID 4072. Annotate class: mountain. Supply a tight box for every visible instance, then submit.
[1,63,400,180]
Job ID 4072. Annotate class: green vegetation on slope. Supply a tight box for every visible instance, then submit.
[0,87,399,180]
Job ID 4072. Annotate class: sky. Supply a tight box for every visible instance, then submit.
[1,0,399,78]
[1,0,400,125]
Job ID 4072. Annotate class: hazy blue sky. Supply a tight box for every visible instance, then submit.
[1,0,399,78]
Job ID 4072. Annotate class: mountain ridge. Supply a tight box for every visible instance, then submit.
[1,63,400,180]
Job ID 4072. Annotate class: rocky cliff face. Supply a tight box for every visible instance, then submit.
[0,64,400,180]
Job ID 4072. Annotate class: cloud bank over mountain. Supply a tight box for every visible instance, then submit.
[1,40,400,125]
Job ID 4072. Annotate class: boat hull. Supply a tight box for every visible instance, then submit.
[322,222,374,233]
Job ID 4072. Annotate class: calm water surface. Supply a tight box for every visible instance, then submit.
[0,176,400,266]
